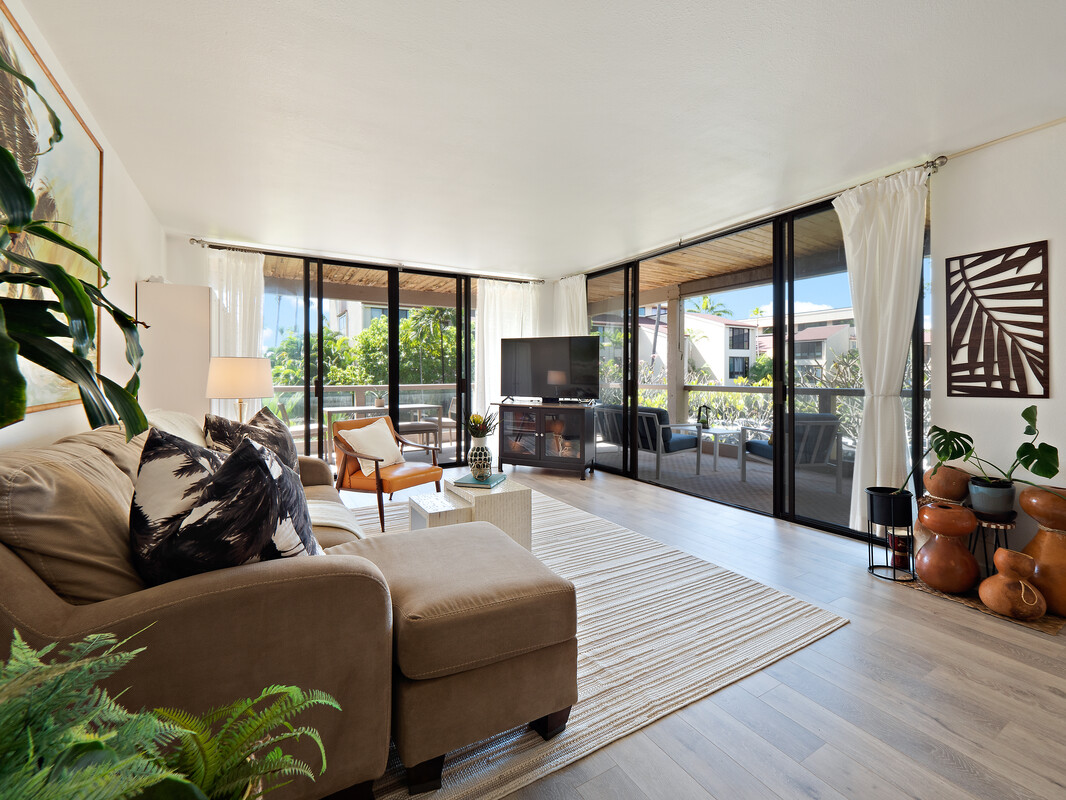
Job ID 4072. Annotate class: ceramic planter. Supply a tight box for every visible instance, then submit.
[468,436,493,481]
[968,477,1016,522]
[866,487,913,527]
[1019,485,1066,616]
[923,465,970,503]
[978,549,1046,620]
[915,503,979,594]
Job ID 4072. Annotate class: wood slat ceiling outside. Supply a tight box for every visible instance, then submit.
[262,256,475,297]
[587,213,845,303]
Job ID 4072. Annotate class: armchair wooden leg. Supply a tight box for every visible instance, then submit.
[376,492,385,532]
[435,481,441,492]
[530,706,572,741]
[322,780,375,799]
[406,754,446,794]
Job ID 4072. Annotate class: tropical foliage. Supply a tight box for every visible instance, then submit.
[155,685,339,800]
[0,52,146,436]
[0,630,200,800]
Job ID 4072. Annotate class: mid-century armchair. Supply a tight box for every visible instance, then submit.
[333,417,443,531]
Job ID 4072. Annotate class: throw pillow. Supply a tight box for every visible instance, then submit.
[130,428,320,587]
[339,417,405,475]
[146,408,209,448]
[204,406,300,474]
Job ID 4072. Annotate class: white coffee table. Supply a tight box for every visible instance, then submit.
[409,477,533,550]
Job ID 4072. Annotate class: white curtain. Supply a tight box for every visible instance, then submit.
[553,275,588,336]
[208,249,266,418]
[474,279,539,414]
[833,167,929,530]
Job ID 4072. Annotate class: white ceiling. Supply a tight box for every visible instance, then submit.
[22,1,1066,279]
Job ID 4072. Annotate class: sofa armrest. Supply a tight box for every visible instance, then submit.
[3,553,392,797]
[298,455,334,487]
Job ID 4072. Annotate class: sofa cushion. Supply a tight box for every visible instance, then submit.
[131,428,320,587]
[205,407,300,474]
[337,522,576,680]
[0,426,147,604]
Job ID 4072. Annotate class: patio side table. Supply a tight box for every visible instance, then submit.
[701,427,736,472]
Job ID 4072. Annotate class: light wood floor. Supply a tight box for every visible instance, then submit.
[346,465,1066,800]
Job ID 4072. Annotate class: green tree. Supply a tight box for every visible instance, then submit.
[697,296,732,317]
[748,354,774,383]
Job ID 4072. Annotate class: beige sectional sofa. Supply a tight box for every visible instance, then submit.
[0,425,577,799]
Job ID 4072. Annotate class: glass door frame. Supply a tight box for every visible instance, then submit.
[297,258,472,467]
[587,200,928,541]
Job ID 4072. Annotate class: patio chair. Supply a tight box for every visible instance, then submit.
[739,412,843,492]
[423,397,458,444]
[594,404,701,481]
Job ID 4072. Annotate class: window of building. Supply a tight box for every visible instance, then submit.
[795,341,822,359]
[729,356,749,379]
[336,310,348,337]
[728,327,750,350]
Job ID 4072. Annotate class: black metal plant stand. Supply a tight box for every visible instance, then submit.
[866,487,915,582]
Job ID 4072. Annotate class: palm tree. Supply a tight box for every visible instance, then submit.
[407,306,453,382]
[698,296,733,317]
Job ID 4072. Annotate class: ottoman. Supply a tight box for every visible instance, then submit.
[347,522,578,793]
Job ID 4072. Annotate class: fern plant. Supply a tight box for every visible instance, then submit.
[154,685,340,800]
[0,630,203,800]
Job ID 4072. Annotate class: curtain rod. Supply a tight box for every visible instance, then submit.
[188,237,543,285]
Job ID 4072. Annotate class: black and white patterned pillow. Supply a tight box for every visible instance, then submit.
[130,428,320,587]
[204,407,300,474]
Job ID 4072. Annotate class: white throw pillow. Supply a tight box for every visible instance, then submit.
[146,409,208,447]
[339,418,405,475]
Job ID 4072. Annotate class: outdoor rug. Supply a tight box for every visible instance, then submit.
[347,491,849,800]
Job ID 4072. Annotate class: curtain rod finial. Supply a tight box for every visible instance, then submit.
[925,155,948,173]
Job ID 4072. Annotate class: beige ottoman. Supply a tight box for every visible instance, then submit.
[348,522,578,793]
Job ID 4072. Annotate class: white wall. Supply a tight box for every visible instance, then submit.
[930,121,1066,547]
[0,0,166,450]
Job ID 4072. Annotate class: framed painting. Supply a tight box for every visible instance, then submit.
[0,0,103,412]
[945,240,1049,398]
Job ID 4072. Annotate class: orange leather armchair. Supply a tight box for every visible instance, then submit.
[333,417,444,531]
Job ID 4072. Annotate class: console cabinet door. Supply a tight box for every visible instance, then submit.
[541,409,586,464]
[500,407,540,461]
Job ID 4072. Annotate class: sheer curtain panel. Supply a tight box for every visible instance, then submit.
[833,167,928,530]
[553,275,588,336]
[208,249,266,419]
[474,279,538,414]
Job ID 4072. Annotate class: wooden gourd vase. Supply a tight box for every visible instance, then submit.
[915,503,979,594]
[978,548,1046,620]
[1019,486,1066,617]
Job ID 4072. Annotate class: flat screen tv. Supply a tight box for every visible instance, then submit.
[501,335,600,402]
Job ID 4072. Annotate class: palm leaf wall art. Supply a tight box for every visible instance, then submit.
[946,240,1049,397]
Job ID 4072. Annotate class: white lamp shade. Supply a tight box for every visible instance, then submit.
[205,357,274,400]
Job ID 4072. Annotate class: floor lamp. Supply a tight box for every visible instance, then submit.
[205,357,274,423]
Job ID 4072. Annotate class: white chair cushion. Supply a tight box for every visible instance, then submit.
[340,418,405,475]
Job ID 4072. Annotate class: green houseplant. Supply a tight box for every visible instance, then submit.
[154,685,339,800]
[963,405,1060,520]
[866,425,974,527]
[0,629,204,800]
[0,53,146,437]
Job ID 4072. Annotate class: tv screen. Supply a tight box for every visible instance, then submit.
[501,336,599,401]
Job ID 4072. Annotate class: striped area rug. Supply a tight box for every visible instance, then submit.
[352,492,848,800]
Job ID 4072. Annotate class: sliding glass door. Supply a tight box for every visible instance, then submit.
[586,202,927,537]
[262,257,471,467]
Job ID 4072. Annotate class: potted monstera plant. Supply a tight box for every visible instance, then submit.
[866,424,974,527]
[963,405,1059,521]
[0,53,146,437]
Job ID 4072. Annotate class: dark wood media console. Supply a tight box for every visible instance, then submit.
[495,402,595,479]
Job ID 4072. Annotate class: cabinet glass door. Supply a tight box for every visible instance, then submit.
[543,410,583,462]
[500,407,538,459]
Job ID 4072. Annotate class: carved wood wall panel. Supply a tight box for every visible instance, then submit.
[946,240,1049,398]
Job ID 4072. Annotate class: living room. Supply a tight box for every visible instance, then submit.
[1,2,1065,799]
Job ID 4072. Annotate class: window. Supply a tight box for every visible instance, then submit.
[336,310,348,337]
[729,356,749,379]
[796,341,822,359]
[729,327,750,350]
